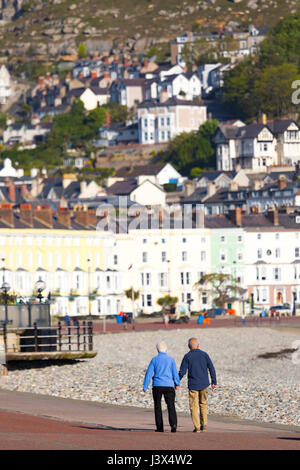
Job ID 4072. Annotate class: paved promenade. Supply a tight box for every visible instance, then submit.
[0,389,299,451]
[0,315,299,452]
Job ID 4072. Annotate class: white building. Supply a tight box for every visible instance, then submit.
[112,222,211,314]
[0,65,12,105]
[138,97,207,145]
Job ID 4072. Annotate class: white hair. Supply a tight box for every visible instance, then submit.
[156,341,168,353]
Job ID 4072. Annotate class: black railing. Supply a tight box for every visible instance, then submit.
[234,315,281,327]
[1,321,94,354]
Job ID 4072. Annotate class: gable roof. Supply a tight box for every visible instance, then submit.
[106,178,138,196]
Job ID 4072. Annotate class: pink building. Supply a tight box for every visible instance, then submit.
[137,97,207,144]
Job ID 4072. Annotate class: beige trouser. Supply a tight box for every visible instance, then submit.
[189,388,208,430]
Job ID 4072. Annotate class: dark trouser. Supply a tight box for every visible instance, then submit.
[152,386,177,431]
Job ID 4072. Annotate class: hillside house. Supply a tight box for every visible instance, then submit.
[137,97,207,145]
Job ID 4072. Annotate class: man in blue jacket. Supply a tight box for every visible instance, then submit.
[179,337,217,432]
[143,341,180,433]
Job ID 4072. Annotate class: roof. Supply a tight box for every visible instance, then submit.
[115,163,165,178]
[138,97,205,109]
[106,178,138,196]
[266,120,299,134]
[237,123,270,139]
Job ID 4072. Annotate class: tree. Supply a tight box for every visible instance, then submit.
[78,43,88,59]
[253,63,300,118]
[195,273,246,309]
[157,294,178,316]
[125,287,139,317]
[164,120,218,175]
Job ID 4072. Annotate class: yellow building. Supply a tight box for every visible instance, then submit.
[0,203,124,317]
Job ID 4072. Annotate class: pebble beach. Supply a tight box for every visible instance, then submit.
[0,326,299,427]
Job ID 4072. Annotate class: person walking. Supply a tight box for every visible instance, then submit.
[179,337,217,433]
[143,341,180,433]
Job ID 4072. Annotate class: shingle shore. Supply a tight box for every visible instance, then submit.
[0,327,299,426]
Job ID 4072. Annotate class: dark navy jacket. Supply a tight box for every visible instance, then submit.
[179,349,217,390]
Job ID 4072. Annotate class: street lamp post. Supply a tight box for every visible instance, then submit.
[87,258,91,317]
[1,282,10,324]
[292,289,296,316]
[2,258,5,284]
[35,280,46,304]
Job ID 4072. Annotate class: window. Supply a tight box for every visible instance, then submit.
[162,238,166,244]
[275,248,280,258]
[220,236,226,242]
[113,255,118,265]
[142,252,148,263]
[143,238,147,244]
[159,272,168,288]
[144,118,148,127]
[220,251,226,262]
[146,273,151,286]
[257,233,261,239]
[274,267,281,281]
[238,235,243,242]
[201,251,206,261]
[146,294,152,307]
[201,292,208,305]
[182,251,187,262]
[295,247,300,258]
[106,276,111,289]
[182,238,186,243]
[257,248,262,259]
[161,251,167,262]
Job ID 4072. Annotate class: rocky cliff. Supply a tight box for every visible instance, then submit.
[0,0,299,60]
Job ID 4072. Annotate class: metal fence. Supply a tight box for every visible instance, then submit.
[234,315,282,327]
[0,304,51,328]
[2,321,94,354]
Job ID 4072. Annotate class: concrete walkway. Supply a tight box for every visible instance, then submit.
[0,389,299,450]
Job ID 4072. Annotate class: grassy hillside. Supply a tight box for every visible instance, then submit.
[0,0,299,61]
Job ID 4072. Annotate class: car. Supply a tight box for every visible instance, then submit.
[202,308,228,318]
[268,305,291,316]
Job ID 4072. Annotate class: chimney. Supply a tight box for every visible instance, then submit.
[194,204,205,228]
[88,209,96,227]
[206,182,216,197]
[0,203,14,228]
[278,174,286,190]
[8,182,16,202]
[74,209,90,227]
[261,113,267,125]
[34,205,53,228]
[20,184,27,198]
[57,207,71,228]
[267,208,279,226]
[159,89,168,103]
[20,203,33,227]
[184,180,195,197]
[106,111,111,127]
[229,207,242,227]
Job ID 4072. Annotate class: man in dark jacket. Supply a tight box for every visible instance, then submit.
[179,337,217,432]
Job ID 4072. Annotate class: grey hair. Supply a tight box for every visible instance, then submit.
[188,337,199,349]
[156,341,168,353]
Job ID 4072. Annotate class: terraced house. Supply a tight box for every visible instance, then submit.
[0,203,124,318]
